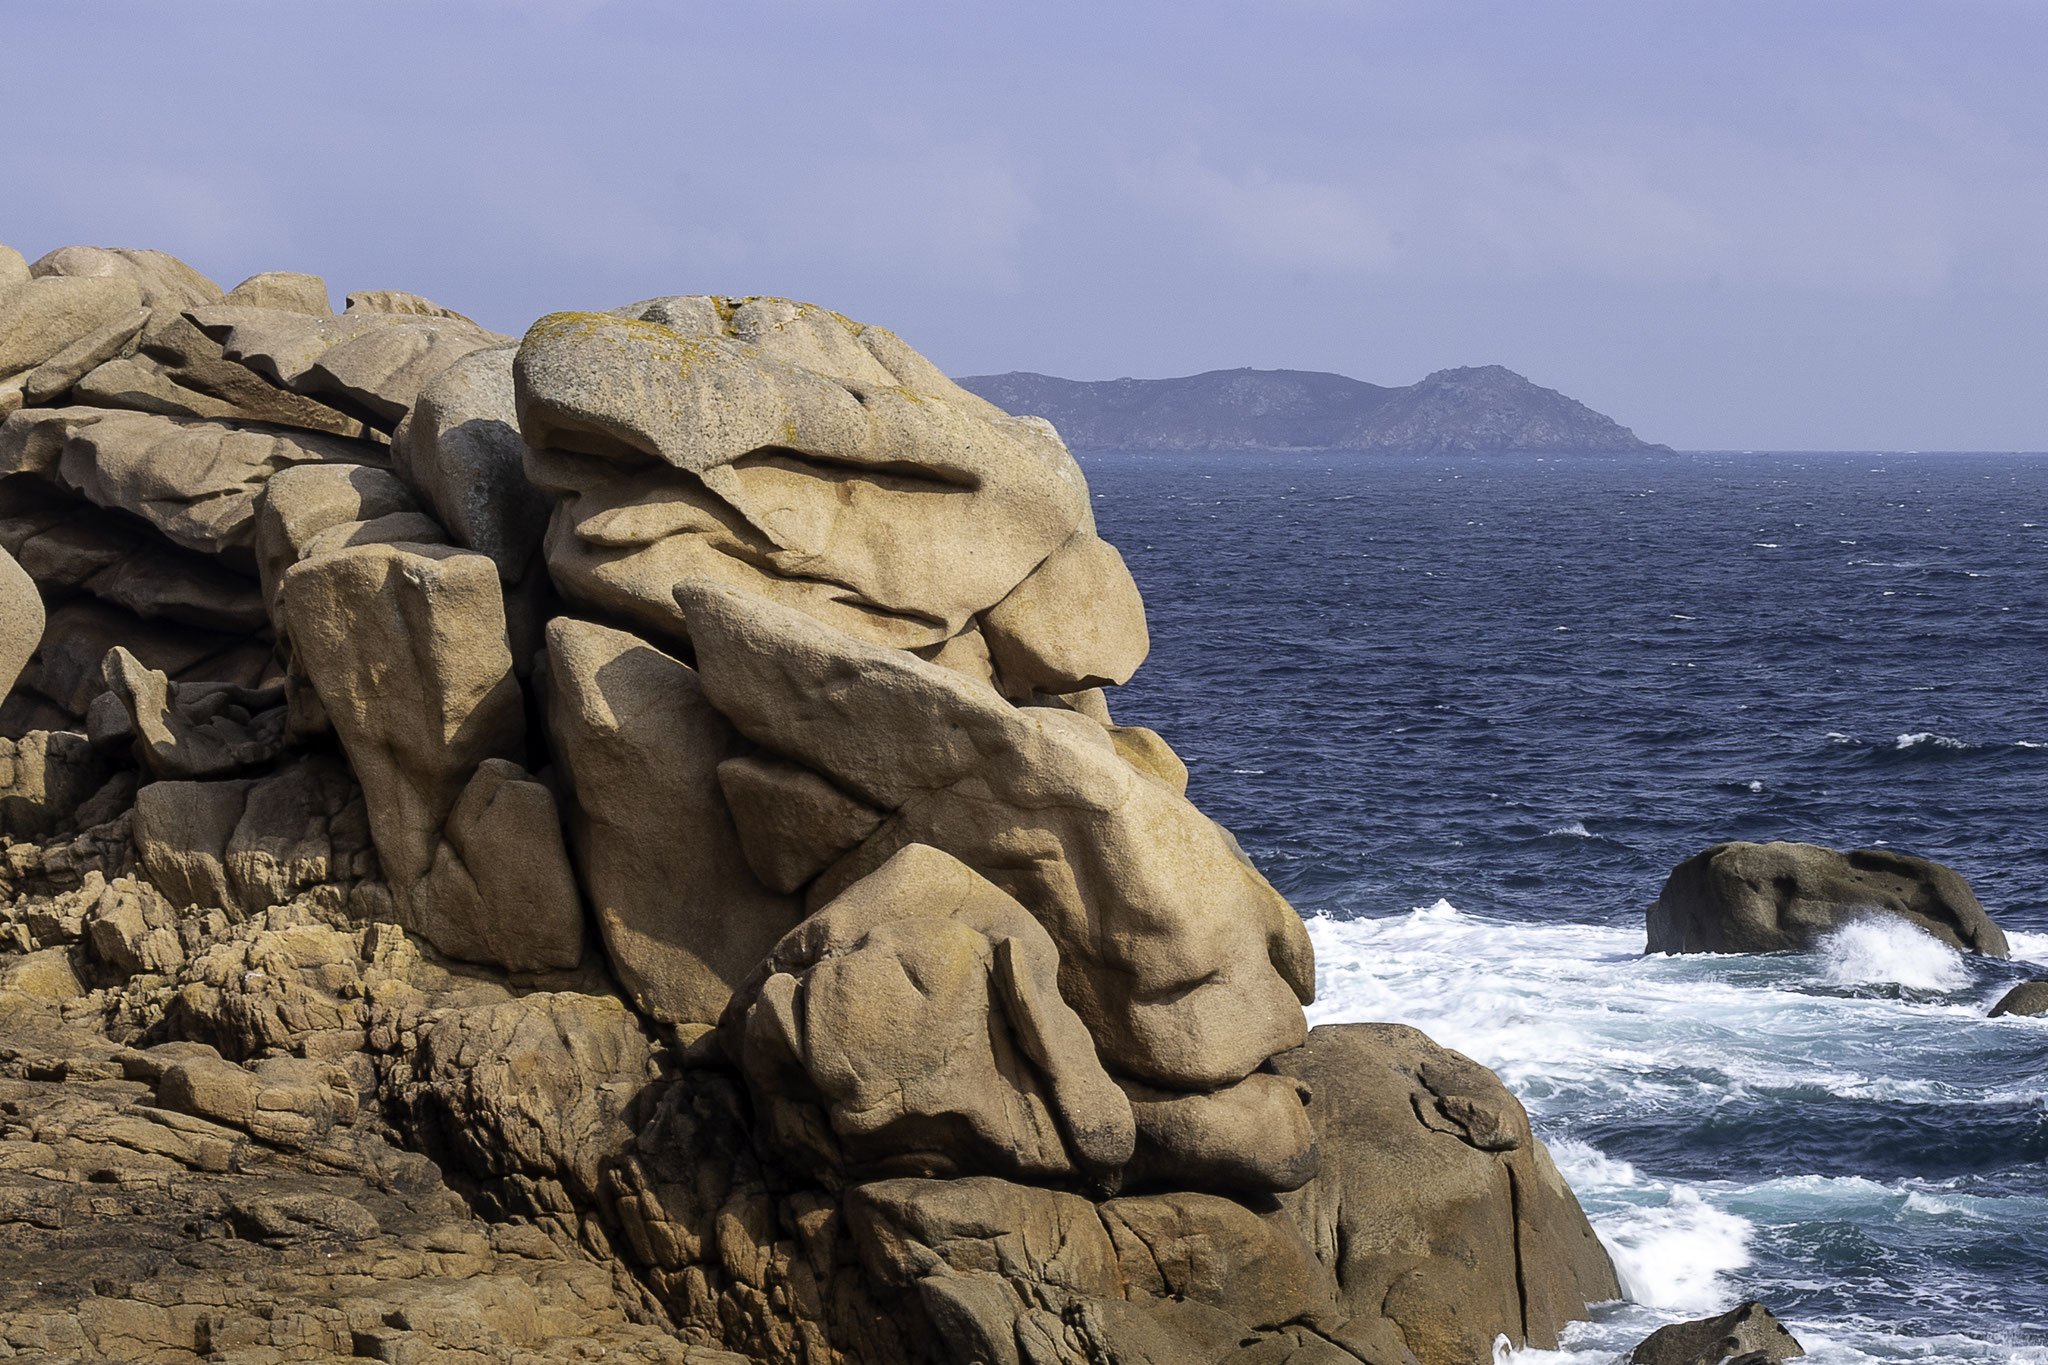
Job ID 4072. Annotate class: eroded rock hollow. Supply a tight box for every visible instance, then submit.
[0,243,1619,1364]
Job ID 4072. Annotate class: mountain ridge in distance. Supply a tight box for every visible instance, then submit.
[956,364,1670,454]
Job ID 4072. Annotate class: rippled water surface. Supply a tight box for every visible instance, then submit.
[1086,451,2048,1362]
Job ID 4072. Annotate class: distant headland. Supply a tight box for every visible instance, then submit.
[956,364,1671,455]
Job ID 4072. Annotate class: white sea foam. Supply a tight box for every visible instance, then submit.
[2005,928,2048,961]
[1304,905,2045,1360]
[1547,820,1594,838]
[1598,1186,1754,1312]
[1817,919,1970,991]
[1893,731,1970,750]
[1546,1137,1641,1189]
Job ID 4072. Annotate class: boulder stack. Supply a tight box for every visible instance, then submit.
[0,242,1619,1363]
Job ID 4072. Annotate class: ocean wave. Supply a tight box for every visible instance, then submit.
[1305,910,2031,1127]
[1547,1137,1642,1189]
[1819,729,2047,759]
[1817,919,1971,992]
[1893,731,1972,751]
[1597,1186,1754,1313]
[1547,820,1594,838]
[2004,929,2048,960]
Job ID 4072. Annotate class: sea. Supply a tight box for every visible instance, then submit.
[1083,450,2048,1364]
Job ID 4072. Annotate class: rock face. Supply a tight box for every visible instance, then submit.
[0,546,39,700]
[1627,1300,1806,1364]
[1272,1024,1622,1362]
[1647,840,2010,957]
[0,247,1620,1362]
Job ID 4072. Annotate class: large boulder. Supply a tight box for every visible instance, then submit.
[189,300,510,430]
[1272,1023,1621,1364]
[1647,840,2009,956]
[1627,1300,1805,1364]
[392,342,549,580]
[0,544,39,701]
[677,576,1312,1094]
[29,244,224,311]
[0,275,147,402]
[0,405,384,559]
[251,461,437,626]
[727,843,1136,1183]
[223,270,333,314]
[0,729,109,839]
[387,991,663,1216]
[675,576,1317,1195]
[82,306,368,435]
[1,482,266,632]
[543,617,801,1025]
[846,1176,1356,1363]
[278,541,582,970]
[513,298,1143,691]
[132,755,376,917]
[102,645,286,779]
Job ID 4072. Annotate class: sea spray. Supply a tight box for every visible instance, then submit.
[1817,918,1971,992]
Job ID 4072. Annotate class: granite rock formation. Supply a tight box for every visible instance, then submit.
[1646,840,2009,957]
[0,240,1619,1363]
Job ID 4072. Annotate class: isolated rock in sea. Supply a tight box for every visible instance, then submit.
[1989,980,2048,1017]
[1646,840,2009,957]
[1627,1299,1806,1364]
[0,248,1624,1363]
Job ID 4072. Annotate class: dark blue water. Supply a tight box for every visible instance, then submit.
[1086,451,2048,1363]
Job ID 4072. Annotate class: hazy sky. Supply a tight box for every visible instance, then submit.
[4,1,2044,449]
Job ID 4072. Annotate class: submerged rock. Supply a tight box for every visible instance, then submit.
[1646,840,2009,957]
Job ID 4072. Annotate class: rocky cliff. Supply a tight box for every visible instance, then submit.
[0,243,1620,1364]
[958,364,1669,454]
